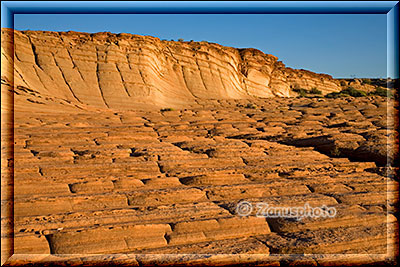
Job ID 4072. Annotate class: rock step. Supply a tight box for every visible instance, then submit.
[207,149,266,158]
[333,191,390,205]
[14,170,160,181]
[204,182,312,201]
[159,158,245,173]
[16,126,153,135]
[14,177,184,196]
[32,161,160,176]
[263,222,397,254]
[139,236,269,254]
[126,188,206,206]
[15,180,71,197]
[216,193,339,215]
[166,217,271,246]
[13,234,50,254]
[267,204,397,233]
[179,172,249,186]
[14,193,129,217]
[46,223,172,254]
[14,202,231,235]
[309,181,394,194]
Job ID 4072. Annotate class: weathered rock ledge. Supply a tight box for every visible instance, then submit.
[1,28,373,110]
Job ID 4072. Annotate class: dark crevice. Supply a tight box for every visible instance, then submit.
[66,48,86,82]
[180,65,197,99]
[195,58,209,92]
[52,52,82,103]
[116,63,131,97]
[27,36,44,71]
[305,185,315,193]
[95,46,110,108]
[44,234,55,254]
[157,161,164,174]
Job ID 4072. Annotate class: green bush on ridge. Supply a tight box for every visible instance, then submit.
[325,87,367,98]
[293,87,322,97]
[309,87,322,95]
[293,88,308,97]
[368,87,392,98]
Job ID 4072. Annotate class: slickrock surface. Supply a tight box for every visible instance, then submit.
[1,96,398,265]
[1,29,399,265]
[1,28,377,110]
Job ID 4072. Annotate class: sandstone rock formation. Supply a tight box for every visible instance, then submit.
[1,28,357,110]
[2,96,398,265]
[1,29,398,265]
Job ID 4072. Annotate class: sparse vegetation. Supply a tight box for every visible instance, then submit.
[178,38,184,42]
[341,87,367,97]
[293,88,308,97]
[293,87,322,97]
[325,87,367,98]
[325,92,342,99]
[330,146,341,157]
[245,103,257,109]
[160,108,174,112]
[368,87,392,98]
[362,78,372,85]
[309,87,322,95]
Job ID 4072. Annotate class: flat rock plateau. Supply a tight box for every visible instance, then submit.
[1,29,399,266]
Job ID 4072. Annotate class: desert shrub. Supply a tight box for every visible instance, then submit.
[341,87,367,97]
[325,87,367,98]
[245,103,257,109]
[160,108,174,112]
[330,146,341,157]
[293,88,308,97]
[309,87,322,95]
[178,38,184,42]
[362,78,372,85]
[369,87,392,97]
[340,80,347,86]
[325,92,342,98]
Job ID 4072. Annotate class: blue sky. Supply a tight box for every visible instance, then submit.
[14,14,387,78]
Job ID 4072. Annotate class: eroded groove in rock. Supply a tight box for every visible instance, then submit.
[27,36,43,72]
[65,48,86,82]
[115,63,131,97]
[95,46,110,108]
[52,52,82,104]
[3,29,383,110]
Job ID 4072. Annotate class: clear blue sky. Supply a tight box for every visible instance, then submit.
[14,14,387,78]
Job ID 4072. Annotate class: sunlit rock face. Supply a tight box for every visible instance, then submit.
[2,29,345,109]
[1,29,397,265]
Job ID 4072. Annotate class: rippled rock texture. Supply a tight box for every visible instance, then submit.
[1,28,369,110]
[1,29,398,266]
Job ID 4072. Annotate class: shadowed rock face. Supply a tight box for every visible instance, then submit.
[2,28,345,109]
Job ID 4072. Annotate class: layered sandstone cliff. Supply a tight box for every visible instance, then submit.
[3,29,346,109]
